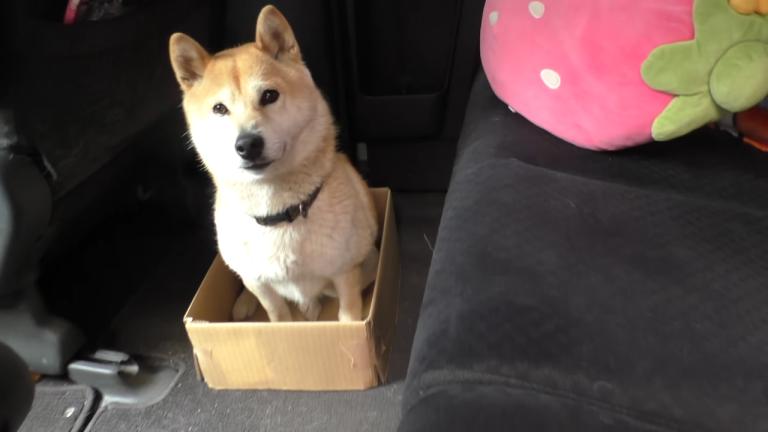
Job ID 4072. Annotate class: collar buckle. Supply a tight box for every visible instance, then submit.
[253,183,323,227]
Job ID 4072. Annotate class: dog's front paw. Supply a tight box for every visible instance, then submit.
[301,299,322,322]
[232,289,260,321]
[338,309,361,322]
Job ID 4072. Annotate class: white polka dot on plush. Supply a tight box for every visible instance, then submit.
[528,1,545,18]
[508,106,516,113]
[489,11,499,25]
[540,69,561,89]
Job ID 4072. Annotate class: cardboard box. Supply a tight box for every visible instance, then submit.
[184,188,400,390]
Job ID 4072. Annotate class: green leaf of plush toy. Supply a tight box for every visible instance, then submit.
[710,41,768,112]
[651,94,721,141]
[642,0,768,141]
[641,41,710,96]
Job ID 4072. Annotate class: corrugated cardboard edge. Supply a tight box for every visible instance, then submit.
[183,252,240,383]
[184,317,209,382]
[365,189,401,384]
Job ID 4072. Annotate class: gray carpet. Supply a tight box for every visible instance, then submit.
[82,192,444,432]
[19,381,96,432]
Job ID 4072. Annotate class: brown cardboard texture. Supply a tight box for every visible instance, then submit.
[184,188,400,390]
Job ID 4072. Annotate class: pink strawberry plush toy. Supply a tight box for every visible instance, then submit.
[481,0,768,151]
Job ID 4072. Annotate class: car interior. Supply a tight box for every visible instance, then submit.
[1,0,768,431]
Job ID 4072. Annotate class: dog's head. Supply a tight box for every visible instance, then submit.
[170,5,329,183]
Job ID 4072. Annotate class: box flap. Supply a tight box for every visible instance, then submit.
[186,320,375,390]
[184,254,241,323]
[367,189,400,383]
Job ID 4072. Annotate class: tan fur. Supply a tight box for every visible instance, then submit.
[169,5,378,322]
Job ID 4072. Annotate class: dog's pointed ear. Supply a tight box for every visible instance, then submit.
[255,5,301,62]
[169,33,211,92]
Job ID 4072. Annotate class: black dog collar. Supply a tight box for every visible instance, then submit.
[254,184,323,227]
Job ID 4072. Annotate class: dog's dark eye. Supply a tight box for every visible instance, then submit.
[213,103,229,116]
[260,90,280,106]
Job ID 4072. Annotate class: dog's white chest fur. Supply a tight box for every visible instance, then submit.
[214,165,377,311]
[216,207,333,304]
[217,212,302,282]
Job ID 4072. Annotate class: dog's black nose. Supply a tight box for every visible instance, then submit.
[234,134,265,161]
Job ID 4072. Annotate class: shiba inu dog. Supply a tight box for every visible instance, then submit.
[169,5,379,322]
